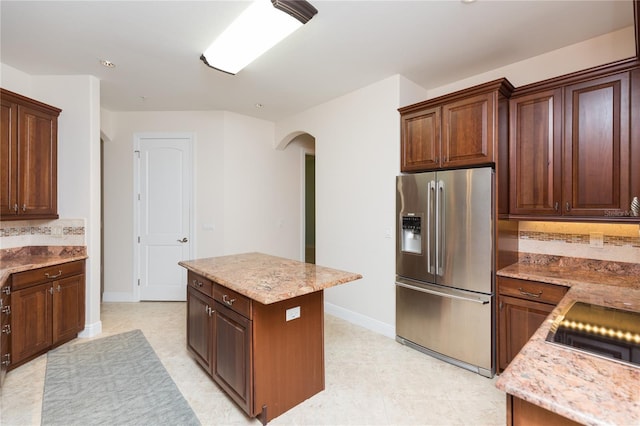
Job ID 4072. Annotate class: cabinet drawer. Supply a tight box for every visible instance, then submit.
[214,285,251,319]
[498,276,567,305]
[187,271,213,298]
[11,260,85,291]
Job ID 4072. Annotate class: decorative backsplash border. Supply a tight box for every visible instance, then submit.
[0,225,85,238]
[0,219,86,249]
[520,231,640,248]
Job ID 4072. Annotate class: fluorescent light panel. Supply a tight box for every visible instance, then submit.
[201,0,317,75]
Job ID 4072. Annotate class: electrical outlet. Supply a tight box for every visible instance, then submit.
[286,306,300,321]
[589,232,604,248]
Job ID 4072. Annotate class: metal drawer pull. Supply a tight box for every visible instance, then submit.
[223,294,235,306]
[45,270,63,279]
[1,286,10,295]
[1,305,10,315]
[192,279,203,288]
[205,305,215,316]
[518,287,542,298]
[1,354,10,366]
[2,325,10,335]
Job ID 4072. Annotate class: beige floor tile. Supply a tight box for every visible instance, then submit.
[0,302,505,426]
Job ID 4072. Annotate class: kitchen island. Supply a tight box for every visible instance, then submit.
[496,257,640,426]
[178,252,362,424]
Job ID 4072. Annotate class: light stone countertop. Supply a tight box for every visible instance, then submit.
[496,255,640,426]
[0,246,88,288]
[179,252,363,305]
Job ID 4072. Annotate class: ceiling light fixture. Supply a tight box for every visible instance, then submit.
[100,59,116,68]
[200,0,317,75]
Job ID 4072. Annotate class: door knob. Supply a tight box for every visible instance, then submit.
[177,237,188,243]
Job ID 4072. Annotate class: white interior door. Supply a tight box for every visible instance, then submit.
[134,134,193,301]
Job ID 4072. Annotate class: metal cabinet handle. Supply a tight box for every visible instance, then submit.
[1,286,10,295]
[13,204,18,213]
[1,354,10,366]
[565,202,571,212]
[223,294,235,306]
[45,270,63,279]
[518,287,542,298]
[192,279,203,288]
[177,237,188,243]
[204,305,215,316]
[22,204,26,212]
[1,325,10,335]
[1,305,10,315]
[554,202,559,212]
[49,287,54,295]
[56,284,61,293]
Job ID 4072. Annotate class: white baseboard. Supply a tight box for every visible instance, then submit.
[102,292,138,302]
[79,320,102,338]
[324,302,395,339]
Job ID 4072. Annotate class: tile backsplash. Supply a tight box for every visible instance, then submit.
[0,218,86,249]
[518,221,640,264]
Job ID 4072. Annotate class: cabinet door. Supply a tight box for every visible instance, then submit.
[11,283,52,365]
[187,286,214,373]
[52,274,85,345]
[498,295,554,372]
[17,105,57,218]
[400,107,441,171]
[442,92,494,167]
[0,285,10,385]
[509,89,563,215]
[0,98,17,217]
[563,72,630,217]
[213,301,252,415]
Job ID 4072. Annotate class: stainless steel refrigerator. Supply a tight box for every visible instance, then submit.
[396,167,495,378]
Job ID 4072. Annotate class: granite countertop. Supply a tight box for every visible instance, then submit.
[0,246,88,288]
[179,252,362,305]
[496,254,640,425]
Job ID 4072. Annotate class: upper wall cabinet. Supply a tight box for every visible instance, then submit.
[399,79,514,172]
[1,89,61,221]
[509,62,640,220]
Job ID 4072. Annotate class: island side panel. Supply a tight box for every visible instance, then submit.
[252,290,324,423]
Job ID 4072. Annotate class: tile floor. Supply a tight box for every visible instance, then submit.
[0,302,506,425]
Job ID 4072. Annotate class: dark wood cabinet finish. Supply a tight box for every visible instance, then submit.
[0,89,60,221]
[9,260,85,369]
[213,301,252,414]
[509,62,640,220]
[186,271,325,424]
[563,73,630,217]
[509,89,563,215]
[400,79,513,172]
[187,285,213,372]
[497,277,567,373]
[0,282,9,387]
[507,395,581,426]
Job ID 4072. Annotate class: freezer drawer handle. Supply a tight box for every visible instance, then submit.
[518,288,542,298]
[396,281,489,305]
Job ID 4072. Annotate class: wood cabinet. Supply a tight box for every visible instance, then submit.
[399,79,513,172]
[0,281,10,387]
[510,65,639,219]
[507,395,581,426]
[186,270,324,424]
[0,88,60,221]
[497,276,567,372]
[10,260,85,368]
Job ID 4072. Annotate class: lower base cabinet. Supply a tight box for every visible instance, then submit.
[186,271,324,424]
[507,395,581,426]
[10,260,85,369]
[497,276,568,372]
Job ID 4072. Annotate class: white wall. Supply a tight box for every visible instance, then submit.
[102,110,305,301]
[273,28,636,338]
[1,64,102,337]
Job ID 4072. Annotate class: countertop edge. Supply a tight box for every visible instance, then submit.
[179,255,363,305]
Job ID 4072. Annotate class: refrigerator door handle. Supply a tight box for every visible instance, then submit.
[427,180,436,274]
[395,280,490,305]
[436,180,445,276]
